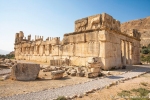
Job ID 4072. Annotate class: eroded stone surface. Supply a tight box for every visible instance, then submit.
[11,63,40,81]
[14,13,141,71]
[51,70,65,79]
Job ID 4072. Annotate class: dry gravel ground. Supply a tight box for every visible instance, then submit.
[0,61,150,100]
[75,71,150,100]
[0,71,89,97]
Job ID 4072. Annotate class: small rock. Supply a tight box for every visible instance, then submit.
[84,92,88,96]
[78,94,84,98]
[106,71,111,75]
[4,59,11,63]
[2,74,10,80]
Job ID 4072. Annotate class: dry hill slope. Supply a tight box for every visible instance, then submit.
[121,16,150,47]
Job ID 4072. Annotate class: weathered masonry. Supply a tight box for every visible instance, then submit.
[14,13,141,70]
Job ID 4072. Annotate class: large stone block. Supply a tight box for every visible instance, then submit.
[89,63,101,68]
[88,14,101,30]
[62,43,74,56]
[85,42,100,57]
[98,30,109,41]
[85,31,98,42]
[101,13,120,31]
[11,63,40,81]
[51,70,65,79]
[76,34,85,43]
[91,67,100,73]
[51,45,59,56]
[75,17,88,32]
[85,72,100,78]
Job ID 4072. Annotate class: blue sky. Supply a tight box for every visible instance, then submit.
[0,0,150,52]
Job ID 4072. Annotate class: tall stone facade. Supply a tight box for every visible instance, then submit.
[14,13,141,70]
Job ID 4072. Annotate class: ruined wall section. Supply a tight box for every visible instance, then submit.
[14,13,141,70]
[121,16,150,47]
[14,31,61,63]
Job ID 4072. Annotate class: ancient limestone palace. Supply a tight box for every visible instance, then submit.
[14,13,141,70]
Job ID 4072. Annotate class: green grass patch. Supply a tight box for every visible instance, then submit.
[117,88,150,100]
[56,96,67,100]
[117,90,131,97]
[131,88,150,96]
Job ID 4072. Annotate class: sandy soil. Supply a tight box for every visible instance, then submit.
[75,72,150,100]
[0,60,149,99]
[0,70,89,97]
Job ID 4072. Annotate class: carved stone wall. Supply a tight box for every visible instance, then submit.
[14,13,141,70]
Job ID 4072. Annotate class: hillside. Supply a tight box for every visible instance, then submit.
[121,16,150,47]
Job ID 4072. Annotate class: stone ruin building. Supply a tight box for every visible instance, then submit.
[14,13,141,70]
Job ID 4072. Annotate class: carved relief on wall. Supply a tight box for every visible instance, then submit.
[102,13,113,29]
[90,15,101,29]
[101,13,121,31]
[75,18,88,32]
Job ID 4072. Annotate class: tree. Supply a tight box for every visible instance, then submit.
[141,48,149,54]
[141,55,146,62]
[146,55,150,63]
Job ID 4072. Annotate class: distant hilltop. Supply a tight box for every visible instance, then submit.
[121,16,150,47]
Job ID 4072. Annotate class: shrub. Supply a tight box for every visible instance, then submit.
[131,88,150,96]
[141,48,149,54]
[117,90,131,97]
[56,96,67,100]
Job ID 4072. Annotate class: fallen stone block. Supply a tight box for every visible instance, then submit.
[85,72,100,78]
[70,69,77,76]
[76,72,85,77]
[51,70,65,79]
[88,63,101,68]
[0,64,9,68]
[4,59,11,63]
[43,68,52,72]
[11,63,40,81]
[2,74,10,80]
[91,67,100,73]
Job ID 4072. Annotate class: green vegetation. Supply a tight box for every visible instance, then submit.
[118,90,131,97]
[117,87,150,100]
[0,54,15,59]
[56,96,67,100]
[140,44,150,63]
[131,88,150,96]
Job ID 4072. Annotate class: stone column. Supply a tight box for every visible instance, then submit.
[122,40,126,66]
[37,46,39,54]
[126,41,129,65]
[129,42,132,65]
[43,45,45,55]
[33,46,36,55]
[28,47,30,54]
